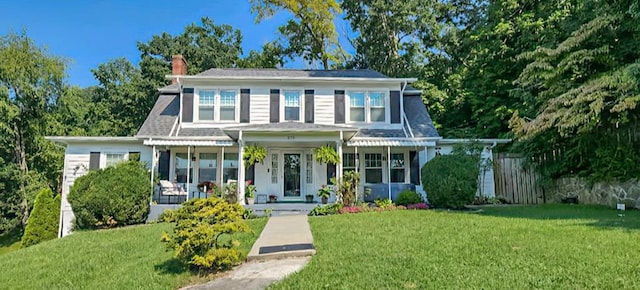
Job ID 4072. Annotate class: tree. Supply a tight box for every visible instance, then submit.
[0,32,65,227]
[251,0,342,69]
[237,41,285,68]
[21,188,60,247]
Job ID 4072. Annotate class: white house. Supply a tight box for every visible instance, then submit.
[48,55,509,236]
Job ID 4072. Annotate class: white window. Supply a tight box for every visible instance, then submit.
[364,153,383,183]
[284,91,301,121]
[390,153,405,183]
[219,90,236,121]
[348,91,387,123]
[349,92,365,122]
[199,90,215,121]
[343,153,356,174]
[196,89,238,122]
[105,153,126,167]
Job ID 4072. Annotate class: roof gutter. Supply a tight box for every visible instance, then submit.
[165,74,418,83]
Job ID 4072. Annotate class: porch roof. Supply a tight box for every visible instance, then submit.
[346,138,439,147]
[224,123,359,132]
[142,138,234,147]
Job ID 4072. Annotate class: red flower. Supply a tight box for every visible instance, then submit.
[247,180,253,185]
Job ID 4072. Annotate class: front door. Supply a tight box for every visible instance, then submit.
[283,153,302,198]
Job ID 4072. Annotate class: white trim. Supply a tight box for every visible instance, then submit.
[166,74,418,83]
[345,90,389,124]
[46,136,140,144]
[143,139,234,146]
[437,138,512,145]
[280,88,305,122]
[347,139,437,147]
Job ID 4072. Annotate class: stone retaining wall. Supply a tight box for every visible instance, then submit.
[547,177,640,208]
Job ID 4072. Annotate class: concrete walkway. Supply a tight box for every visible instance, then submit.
[247,214,316,261]
[182,214,316,290]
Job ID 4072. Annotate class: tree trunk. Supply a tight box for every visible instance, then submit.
[14,122,29,227]
[322,56,329,70]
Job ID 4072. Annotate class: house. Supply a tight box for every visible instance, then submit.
[48,55,510,237]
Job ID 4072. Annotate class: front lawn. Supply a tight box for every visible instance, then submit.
[0,218,267,290]
[272,205,640,289]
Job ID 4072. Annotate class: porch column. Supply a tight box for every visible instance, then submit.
[150,145,156,205]
[387,146,391,200]
[337,131,343,179]
[186,145,191,201]
[237,131,245,204]
[220,146,225,185]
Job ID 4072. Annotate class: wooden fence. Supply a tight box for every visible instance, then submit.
[493,153,545,205]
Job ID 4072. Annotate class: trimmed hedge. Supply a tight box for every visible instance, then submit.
[68,161,150,229]
[422,153,480,209]
[21,188,60,247]
[396,190,422,206]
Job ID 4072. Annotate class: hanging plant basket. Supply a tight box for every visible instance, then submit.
[243,144,267,166]
[314,144,340,165]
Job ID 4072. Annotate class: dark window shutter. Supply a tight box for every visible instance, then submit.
[240,88,250,123]
[390,90,401,124]
[182,88,194,123]
[245,164,255,183]
[270,89,280,123]
[89,152,100,170]
[158,150,170,180]
[409,151,420,185]
[305,89,314,123]
[334,90,345,124]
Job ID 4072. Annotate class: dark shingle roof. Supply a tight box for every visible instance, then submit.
[354,129,406,138]
[197,69,389,79]
[136,94,179,137]
[403,96,440,138]
[177,128,227,137]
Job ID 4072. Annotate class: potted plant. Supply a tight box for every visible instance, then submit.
[243,144,267,166]
[313,144,340,165]
[245,180,256,205]
[268,194,277,203]
[305,194,314,203]
[317,184,331,204]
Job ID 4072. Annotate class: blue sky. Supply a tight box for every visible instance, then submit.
[0,0,301,87]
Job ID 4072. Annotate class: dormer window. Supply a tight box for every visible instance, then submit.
[195,89,238,122]
[347,91,387,123]
[284,90,301,121]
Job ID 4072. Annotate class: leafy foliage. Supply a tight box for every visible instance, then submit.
[313,144,340,165]
[68,161,150,229]
[251,0,343,69]
[331,171,361,207]
[21,188,60,247]
[161,197,249,271]
[243,144,267,166]
[308,203,343,216]
[422,153,480,209]
[395,190,422,206]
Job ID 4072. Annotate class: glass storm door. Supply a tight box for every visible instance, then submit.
[283,153,301,197]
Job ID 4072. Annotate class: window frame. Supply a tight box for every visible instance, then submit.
[194,88,239,123]
[343,153,357,174]
[364,153,383,184]
[346,90,389,124]
[280,89,304,122]
[104,152,127,168]
[390,153,406,183]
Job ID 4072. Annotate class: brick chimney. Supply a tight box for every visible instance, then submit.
[171,55,187,84]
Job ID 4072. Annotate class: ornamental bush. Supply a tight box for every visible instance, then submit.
[68,161,150,229]
[395,190,422,206]
[161,197,249,271]
[21,188,60,247]
[422,153,480,209]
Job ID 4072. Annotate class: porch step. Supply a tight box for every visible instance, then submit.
[247,215,316,262]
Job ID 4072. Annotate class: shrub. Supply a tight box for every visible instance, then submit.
[21,188,60,247]
[374,198,393,209]
[68,161,150,229]
[422,153,480,209]
[161,197,249,271]
[331,171,361,206]
[396,190,422,206]
[308,203,343,216]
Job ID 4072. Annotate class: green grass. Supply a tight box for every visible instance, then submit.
[271,205,640,289]
[0,218,267,290]
[0,228,22,255]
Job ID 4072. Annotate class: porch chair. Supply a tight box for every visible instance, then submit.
[159,180,187,204]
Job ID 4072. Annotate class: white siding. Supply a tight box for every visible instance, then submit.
[250,88,270,124]
[314,88,334,124]
[60,142,151,237]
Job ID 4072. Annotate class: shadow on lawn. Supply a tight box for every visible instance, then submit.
[471,204,640,231]
[155,258,189,275]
